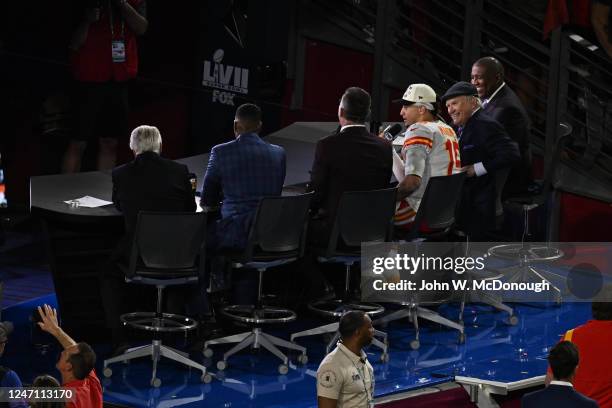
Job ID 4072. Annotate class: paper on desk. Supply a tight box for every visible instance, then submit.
[64,196,113,208]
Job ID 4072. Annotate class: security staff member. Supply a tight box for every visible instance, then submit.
[317,311,375,408]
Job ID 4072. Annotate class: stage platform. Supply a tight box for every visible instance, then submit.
[2,292,591,407]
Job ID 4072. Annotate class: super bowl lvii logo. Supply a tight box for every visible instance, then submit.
[202,49,249,103]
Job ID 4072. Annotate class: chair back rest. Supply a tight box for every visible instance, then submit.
[410,172,466,238]
[495,168,511,217]
[244,192,313,259]
[327,187,396,252]
[540,122,573,200]
[132,212,206,270]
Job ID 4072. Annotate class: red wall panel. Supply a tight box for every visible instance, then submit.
[559,192,612,241]
[282,40,374,125]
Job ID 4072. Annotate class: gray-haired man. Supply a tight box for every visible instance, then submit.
[104,125,197,351]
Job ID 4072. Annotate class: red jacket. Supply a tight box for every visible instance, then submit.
[70,0,143,82]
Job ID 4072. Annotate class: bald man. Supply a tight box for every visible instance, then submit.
[471,57,532,197]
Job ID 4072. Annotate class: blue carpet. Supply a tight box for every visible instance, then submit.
[1,266,54,308]
[0,230,597,407]
[1,230,55,307]
[1,294,60,384]
[0,294,592,408]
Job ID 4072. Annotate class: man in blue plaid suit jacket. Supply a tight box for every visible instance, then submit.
[200,103,286,250]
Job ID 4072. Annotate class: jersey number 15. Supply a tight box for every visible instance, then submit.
[444,139,461,175]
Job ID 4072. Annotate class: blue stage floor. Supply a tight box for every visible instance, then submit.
[1,294,592,407]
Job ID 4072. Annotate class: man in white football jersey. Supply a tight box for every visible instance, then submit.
[392,84,462,230]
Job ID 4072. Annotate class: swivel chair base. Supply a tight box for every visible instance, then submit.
[292,297,389,360]
[292,297,388,359]
[497,264,564,304]
[103,339,211,387]
[203,304,307,374]
[489,243,564,304]
[459,272,519,326]
[290,321,389,361]
[374,305,465,350]
[103,310,210,387]
[291,257,389,358]
[204,327,308,374]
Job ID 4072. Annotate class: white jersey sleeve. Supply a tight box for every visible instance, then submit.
[391,148,405,182]
[402,123,434,177]
[398,120,461,213]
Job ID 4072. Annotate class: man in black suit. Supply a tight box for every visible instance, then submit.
[104,125,196,349]
[297,87,391,304]
[442,82,520,240]
[307,87,392,242]
[112,125,195,245]
[471,57,532,197]
[522,341,599,408]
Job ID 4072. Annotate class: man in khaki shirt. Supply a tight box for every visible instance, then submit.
[317,311,375,408]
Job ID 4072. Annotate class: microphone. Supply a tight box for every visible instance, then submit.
[382,123,403,141]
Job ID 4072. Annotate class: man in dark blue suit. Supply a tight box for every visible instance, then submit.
[200,103,285,305]
[522,341,599,408]
[200,103,286,251]
[441,82,520,239]
[471,57,532,197]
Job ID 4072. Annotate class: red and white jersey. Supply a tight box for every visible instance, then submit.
[400,120,461,213]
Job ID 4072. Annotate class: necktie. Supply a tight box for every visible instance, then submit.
[457,126,463,140]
